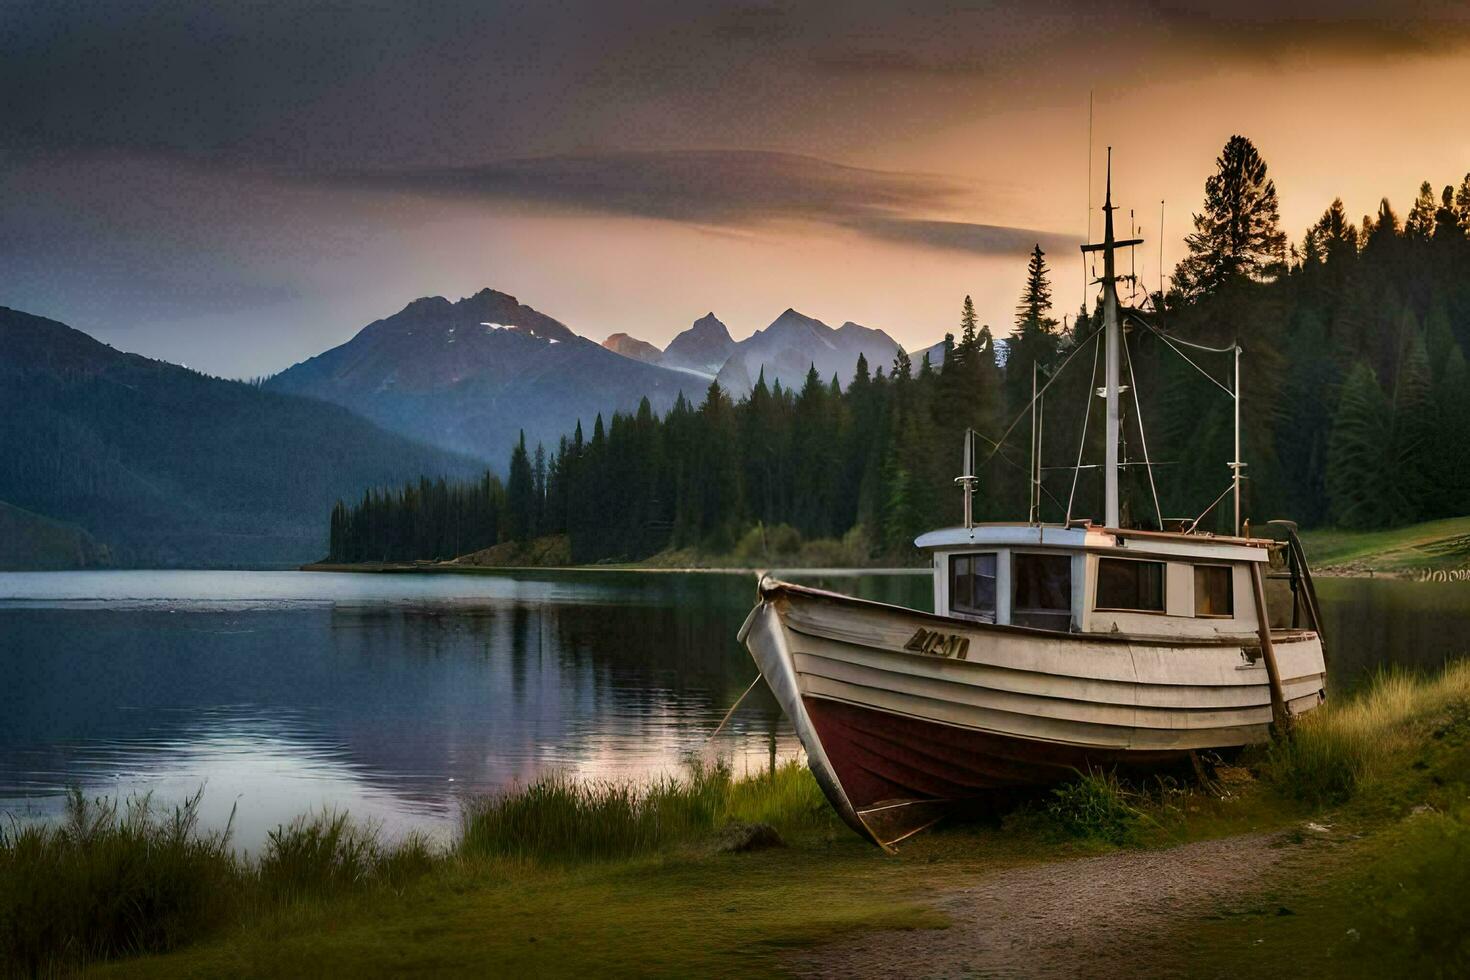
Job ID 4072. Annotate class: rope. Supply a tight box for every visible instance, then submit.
[1122,330,1164,530]
[1185,482,1237,534]
[706,675,762,742]
[1066,327,1102,524]
[974,428,1070,515]
[982,325,1104,466]
[1129,314,1235,397]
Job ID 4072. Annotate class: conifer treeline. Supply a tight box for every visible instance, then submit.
[327,137,1470,564]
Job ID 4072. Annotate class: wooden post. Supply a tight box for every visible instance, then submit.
[1249,561,1291,736]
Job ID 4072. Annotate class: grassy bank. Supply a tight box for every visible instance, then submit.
[6,666,1468,977]
[306,523,922,573]
[1300,515,1470,576]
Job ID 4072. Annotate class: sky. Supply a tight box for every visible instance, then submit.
[4,0,1469,378]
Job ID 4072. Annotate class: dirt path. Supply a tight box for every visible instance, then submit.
[791,833,1296,979]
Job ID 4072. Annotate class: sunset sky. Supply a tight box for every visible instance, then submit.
[4,0,1469,377]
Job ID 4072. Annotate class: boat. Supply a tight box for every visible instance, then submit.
[737,155,1329,849]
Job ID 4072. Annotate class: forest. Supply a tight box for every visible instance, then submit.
[327,136,1470,565]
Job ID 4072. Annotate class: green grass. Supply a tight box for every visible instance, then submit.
[0,792,447,977]
[460,759,834,861]
[1260,660,1470,806]
[0,789,238,976]
[1299,515,1470,574]
[1143,663,1470,977]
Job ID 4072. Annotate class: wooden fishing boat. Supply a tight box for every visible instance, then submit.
[738,157,1328,848]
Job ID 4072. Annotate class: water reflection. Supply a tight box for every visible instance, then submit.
[2,569,1464,849]
[0,571,832,849]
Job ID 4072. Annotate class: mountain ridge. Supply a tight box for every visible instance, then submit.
[0,306,482,567]
[266,290,701,461]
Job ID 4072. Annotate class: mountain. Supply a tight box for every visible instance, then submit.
[714,309,901,396]
[602,332,662,364]
[0,306,481,567]
[266,289,701,461]
[659,313,736,376]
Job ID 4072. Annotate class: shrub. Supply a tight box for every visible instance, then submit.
[1044,770,1141,845]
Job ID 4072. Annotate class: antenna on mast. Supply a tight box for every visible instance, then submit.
[1084,90,1093,312]
[956,429,977,531]
[1159,200,1166,303]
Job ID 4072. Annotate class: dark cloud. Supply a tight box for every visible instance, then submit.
[4,0,1465,170]
[849,217,1081,258]
[322,150,1068,257]
[325,151,954,222]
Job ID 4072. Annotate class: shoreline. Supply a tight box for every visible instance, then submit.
[298,560,930,577]
[298,558,1421,581]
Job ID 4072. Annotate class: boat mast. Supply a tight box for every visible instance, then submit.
[1081,149,1141,530]
[1076,148,1140,528]
[1102,158,1121,529]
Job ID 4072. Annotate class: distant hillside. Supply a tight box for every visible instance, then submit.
[0,306,482,567]
[267,288,701,460]
[715,309,901,396]
[0,501,111,570]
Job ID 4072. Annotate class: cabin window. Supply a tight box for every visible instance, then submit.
[949,553,997,620]
[1012,553,1072,630]
[1095,558,1165,612]
[1195,564,1234,617]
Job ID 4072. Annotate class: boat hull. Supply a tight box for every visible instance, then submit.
[739,579,1327,848]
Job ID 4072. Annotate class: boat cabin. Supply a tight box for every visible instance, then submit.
[916,523,1276,639]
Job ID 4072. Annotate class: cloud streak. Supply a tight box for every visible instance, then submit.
[325,150,1077,258]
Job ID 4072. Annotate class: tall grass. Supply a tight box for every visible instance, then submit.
[1263,660,1470,805]
[0,789,238,976]
[0,794,440,976]
[1,761,832,972]
[461,758,833,861]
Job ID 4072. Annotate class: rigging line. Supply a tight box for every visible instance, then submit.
[1128,310,1237,354]
[1185,481,1237,534]
[706,674,762,742]
[1126,313,1235,397]
[1122,328,1164,530]
[973,428,1070,514]
[1065,324,1103,524]
[981,325,1104,465]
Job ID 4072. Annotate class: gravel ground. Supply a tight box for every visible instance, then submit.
[790,833,1296,979]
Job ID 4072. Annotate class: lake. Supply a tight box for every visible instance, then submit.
[2,569,1466,850]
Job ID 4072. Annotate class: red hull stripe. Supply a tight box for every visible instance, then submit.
[802,696,1189,812]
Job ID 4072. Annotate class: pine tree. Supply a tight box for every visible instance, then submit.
[505,431,534,542]
[1004,244,1060,446]
[1433,345,1470,517]
[1390,331,1434,522]
[1174,135,1287,298]
[1326,363,1393,528]
[1405,181,1437,242]
[960,295,978,343]
[532,443,546,538]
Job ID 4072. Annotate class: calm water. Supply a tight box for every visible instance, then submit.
[2,569,1467,849]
